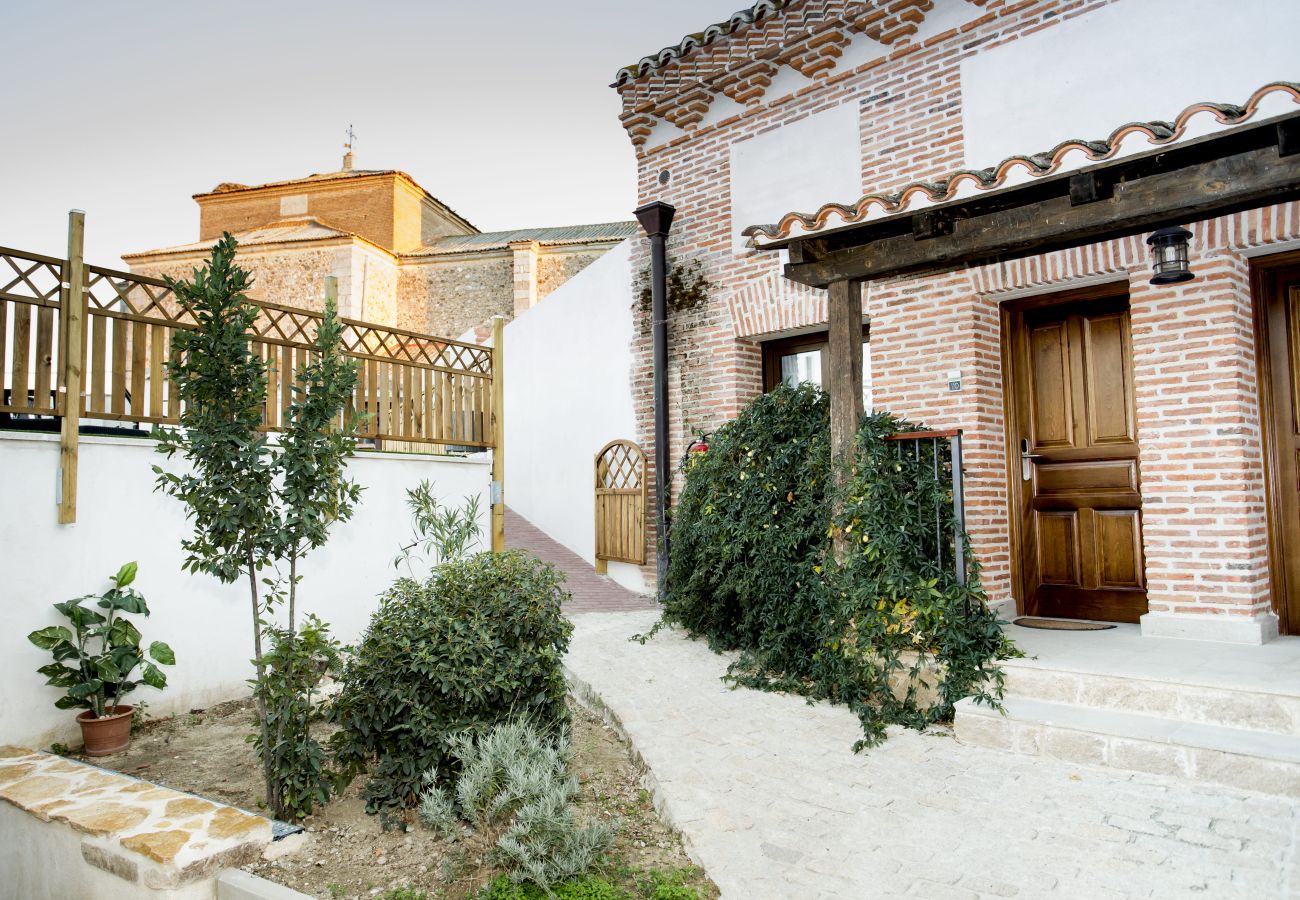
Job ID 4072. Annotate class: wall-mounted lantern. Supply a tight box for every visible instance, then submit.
[1147,226,1194,285]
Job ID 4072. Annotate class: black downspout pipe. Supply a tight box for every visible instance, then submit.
[633,201,676,600]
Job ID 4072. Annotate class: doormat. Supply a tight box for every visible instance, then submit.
[1013,617,1116,631]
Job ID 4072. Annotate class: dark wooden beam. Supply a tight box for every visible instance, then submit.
[1068,171,1112,206]
[784,140,1300,288]
[1280,120,1300,158]
[826,278,863,561]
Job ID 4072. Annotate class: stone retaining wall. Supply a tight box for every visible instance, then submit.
[0,746,275,898]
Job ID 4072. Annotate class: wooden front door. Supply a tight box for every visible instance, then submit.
[1259,264,1300,635]
[1007,293,1148,623]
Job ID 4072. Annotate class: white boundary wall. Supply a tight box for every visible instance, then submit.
[503,239,647,594]
[0,431,490,750]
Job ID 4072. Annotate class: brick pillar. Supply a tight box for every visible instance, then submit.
[509,241,540,316]
[1129,248,1277,644]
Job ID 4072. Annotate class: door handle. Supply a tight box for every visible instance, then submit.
[1019,440,1044,480]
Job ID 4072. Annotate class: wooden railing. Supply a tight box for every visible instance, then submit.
[2,219,502,533]
[0,246,495,446]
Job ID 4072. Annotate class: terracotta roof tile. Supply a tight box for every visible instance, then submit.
[121,218,371,260]
[744,82,1300,248]
[612,0,789,86]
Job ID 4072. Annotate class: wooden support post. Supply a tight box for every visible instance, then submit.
[827,278,864,560]
[490,315,505,553]
[58,210,86,525]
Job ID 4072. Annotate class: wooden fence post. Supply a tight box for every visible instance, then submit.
[58,210,86,525]
[490,315,505,552]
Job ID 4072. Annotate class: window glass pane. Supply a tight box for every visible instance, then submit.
[780,350,822,388]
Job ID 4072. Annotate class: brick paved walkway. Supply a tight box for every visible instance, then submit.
[505,508,657,615]
[567,611,1300,900]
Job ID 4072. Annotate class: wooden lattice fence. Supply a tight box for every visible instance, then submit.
[1,217,502,538]
[1,247,494,444]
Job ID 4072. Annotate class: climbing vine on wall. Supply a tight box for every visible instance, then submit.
[656,382,1019,748]
[634,257,713,320]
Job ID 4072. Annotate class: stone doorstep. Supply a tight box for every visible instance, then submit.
[999,664,1300,736]
[0,745,276,890]
[953,698,1300,798]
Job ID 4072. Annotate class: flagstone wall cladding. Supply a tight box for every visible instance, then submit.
[0,746,274,897]
[537,250,604,302]
[398,255,515,340]
[619,0,1287,629]
[129,243,360,317]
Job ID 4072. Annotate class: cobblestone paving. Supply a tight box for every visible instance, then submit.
[567,611,1300,900]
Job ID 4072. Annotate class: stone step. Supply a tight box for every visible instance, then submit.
[955,696,1300,798]
[998,662,1300,736]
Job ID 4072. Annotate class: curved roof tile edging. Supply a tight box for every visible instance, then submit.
[743,82,1300,247]
[612,0,788,86]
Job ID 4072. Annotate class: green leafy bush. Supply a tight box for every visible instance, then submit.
[420,720,615,891]
[393,480,484,577]
[331,551,573,824]
[661,383,1017,747]
[477,871,701,900]
[664,383,830,660]
[252,614,344,820]
[28,562,175,719]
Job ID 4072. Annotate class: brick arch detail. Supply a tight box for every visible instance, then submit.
[727,268,829,339]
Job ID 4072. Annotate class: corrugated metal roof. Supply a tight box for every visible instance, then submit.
[122,218,366,259]
[407,222,638,256]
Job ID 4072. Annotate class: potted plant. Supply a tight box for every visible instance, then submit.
[28,562,176,756]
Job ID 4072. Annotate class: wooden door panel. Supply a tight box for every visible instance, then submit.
[1012,294,1147,623]
[1029,322,1074,449]
[1259,277,1300,634]
[1033,459,1139,501]
[1036,512,1081,586]
[1095,510,1145,589]
[1083,313,1137,445]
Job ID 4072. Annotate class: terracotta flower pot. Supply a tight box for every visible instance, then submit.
[76,705,134,757]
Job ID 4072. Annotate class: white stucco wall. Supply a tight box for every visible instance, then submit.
[502,239,646,594]
[960,0,1300,167]
[0,431,490,750]
[729,101,863,252]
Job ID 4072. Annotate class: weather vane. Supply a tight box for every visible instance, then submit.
[345,124,356,151]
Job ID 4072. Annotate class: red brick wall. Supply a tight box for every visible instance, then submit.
[618,0,1286,631]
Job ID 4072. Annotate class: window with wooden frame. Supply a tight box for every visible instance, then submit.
[761,326,871,407]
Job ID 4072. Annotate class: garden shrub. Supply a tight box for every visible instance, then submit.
[253,614,343,820]
[661,383,1018,747]
[663,383,830,660]
[330,551,573,824]
[477,871,700,900]
[420,720,615,892]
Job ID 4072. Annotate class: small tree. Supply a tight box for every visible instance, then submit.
[153,234,360,819]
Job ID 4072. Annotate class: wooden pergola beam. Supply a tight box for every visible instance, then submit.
[782,122,1300,289]
[826,278,863,561]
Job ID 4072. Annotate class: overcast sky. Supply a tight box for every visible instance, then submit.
[1,1,741,266]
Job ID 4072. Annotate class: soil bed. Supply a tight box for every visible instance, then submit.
[81,697,716,900]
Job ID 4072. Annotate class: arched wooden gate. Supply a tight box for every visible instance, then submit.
[594,439,647,571]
